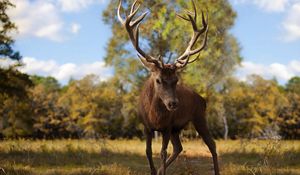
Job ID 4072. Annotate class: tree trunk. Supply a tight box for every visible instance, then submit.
[222,114,228,140]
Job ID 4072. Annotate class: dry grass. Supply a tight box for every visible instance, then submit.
[0,139,299,175]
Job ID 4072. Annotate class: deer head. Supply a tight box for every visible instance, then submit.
[118,0,208,111]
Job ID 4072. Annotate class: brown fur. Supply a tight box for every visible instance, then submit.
[138,67,220,175]
[117,1,218,173]
[139,77,205,131]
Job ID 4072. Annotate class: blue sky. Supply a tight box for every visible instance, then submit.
[2,0,300,84]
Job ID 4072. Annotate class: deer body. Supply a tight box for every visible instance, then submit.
[138,68,219,175]
[117,1,220,174]
[139,78,206,132]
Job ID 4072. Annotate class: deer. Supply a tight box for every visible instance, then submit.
[117,0,220,175]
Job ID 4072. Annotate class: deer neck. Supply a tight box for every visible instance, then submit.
[147,78,169,118]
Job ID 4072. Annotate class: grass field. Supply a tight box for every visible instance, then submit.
[0,139,299,175]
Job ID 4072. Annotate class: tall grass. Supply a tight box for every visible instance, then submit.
[0,139,299,175]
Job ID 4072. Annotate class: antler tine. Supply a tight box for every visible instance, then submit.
[131,11,148,27]
[126,4,141,24]
[174,0,209,69]
[130,0,138,14]
[176,54,191,69]
[118,0,125,25]
[118,0,163,69]
[191,0,197,21]
[176,13,190,21]
[158,55,164,68]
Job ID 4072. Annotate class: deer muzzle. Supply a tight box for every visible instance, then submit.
[166,99,179,111]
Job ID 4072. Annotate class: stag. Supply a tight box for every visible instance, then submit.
[118,0,219,175]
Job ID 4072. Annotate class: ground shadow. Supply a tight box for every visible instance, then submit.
[0,147,299,175]
[0,148,215,175]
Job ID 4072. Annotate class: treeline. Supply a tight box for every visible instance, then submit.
[0,71,299,139]
[207,76,300,139]
[0,73,142,139]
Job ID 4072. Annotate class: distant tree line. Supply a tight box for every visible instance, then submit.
[0,0,299,140]
[0,73,299,139]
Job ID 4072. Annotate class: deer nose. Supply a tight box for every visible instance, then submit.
[168,100,178,110]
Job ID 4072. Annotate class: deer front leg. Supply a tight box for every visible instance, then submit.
[145,129,156,175]
[157,131,170,175]
[165,132,183,168]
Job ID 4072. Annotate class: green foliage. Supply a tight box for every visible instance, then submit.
[0,68,33,138]
[103,0,241,139]
[278,93,300,139]
[1,73,300,139]
[0,93,33,138]
[219,76,287,139]
[0,0,21,60]
[31,75,60,92]
[103,0,241,89]
[0,0,33,138]
[286,76,300,95]
[30,75,70,138]
[58,75,124,138]
[0,67,33,97]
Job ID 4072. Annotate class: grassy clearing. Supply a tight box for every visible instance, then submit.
[0,139,299,175]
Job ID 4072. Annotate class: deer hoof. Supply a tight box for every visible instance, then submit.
[157,168,165,175]
[151,169,157,175]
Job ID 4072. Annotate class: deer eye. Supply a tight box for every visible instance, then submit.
[156,79,162,84]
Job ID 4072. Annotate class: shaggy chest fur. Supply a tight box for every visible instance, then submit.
[138,78,203,132]
[147,98,174,131]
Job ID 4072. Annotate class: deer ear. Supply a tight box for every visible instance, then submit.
[138,55,158,72]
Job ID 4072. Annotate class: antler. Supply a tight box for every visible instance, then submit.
[118,0,164,69]
[174,0,209,69]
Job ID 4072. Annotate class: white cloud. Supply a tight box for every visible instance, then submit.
[71,23,81,34]
[236,60,300,83]
[0,58,18,68]
[8,0,105,41]
[9,0,64,41]
[1,57,112,83]
[232,0,289,12]
[21,57,58,74]
[54,63,78,81]
[290,60,300,72]
[282,3,300,41]
[269,63,295,80]
[58,0,106,12]
[232,0,300,42]
[254,0,289,12]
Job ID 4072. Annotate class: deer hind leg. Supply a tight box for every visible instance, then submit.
[145,129,157,175]
[158,132,183,173]
[193,117,220,175]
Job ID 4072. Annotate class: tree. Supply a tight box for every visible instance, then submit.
[278,93,300,139]
[30,76,69,139]
[286,76,300,95]
[0,0,21,60]
[221,76,287,139]
[0,0,30,96]
[103,0,240,89]
[103,0,241,138]
[0,0,34,138]
[277,76,300,139]
[0,93,33,138]
[0,69,33,138]
[58,75,123,138]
